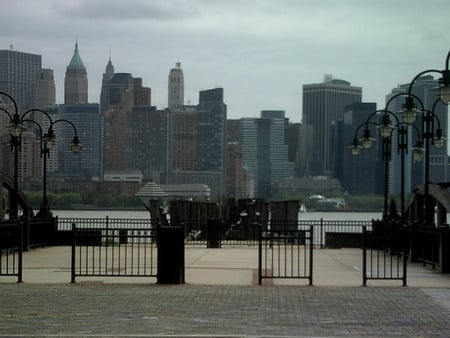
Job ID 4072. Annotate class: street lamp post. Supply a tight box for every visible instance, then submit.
[27,118,81,217]
[399,51,450,224]
[0,91,81,219]
[0,92,22,219]
[350,110,423,221]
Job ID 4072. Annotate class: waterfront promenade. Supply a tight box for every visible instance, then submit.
[1,246,450,336]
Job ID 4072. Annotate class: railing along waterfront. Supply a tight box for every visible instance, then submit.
[258,225,314,285]
[57,217,156,282]
[0,219,23,282]
[184,219,373,247]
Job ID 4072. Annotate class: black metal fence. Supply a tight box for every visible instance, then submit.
[411,223,440,269]
[0,219,23,282]
[65,217,156,283]
[185,218,372,248]
[258,225,313,285]
[362,224,408,286]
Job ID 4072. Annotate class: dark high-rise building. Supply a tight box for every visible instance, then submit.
[64,41,88,104]
[101,72,151,173]
[239,111,294,199]
[341,102,381,194]
[303,75,362,175]
[171,106,199,173]
[34,68,55,109]
[134,78,151,106]
[57,104,102,180]
[172,88,228,200]
[0,48,41,110]
[198,88,227,171]
[126,106,169,183]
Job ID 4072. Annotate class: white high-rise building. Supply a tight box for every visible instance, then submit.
[168,62,184,110]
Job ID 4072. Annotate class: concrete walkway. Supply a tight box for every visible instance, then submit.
[2,245,450,287]
[1,246,450,337]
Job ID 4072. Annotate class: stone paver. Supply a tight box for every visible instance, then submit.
[1,246,450,336]
[0,284,449,337]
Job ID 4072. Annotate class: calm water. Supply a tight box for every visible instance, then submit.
[53,209,382,221]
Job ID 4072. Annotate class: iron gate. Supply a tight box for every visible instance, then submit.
[69,218,156,282]
[362,224,408,286]
[0,220,23,282]
[258,225,313,285]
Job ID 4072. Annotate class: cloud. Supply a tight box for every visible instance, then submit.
[55,0,199,21]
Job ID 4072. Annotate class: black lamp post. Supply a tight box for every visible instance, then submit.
[396,92,447,224]
[350,110,423,221]
[398,51,450,224]
[0,91,81,219]
[0,92,23,219]
[27,118,81,217]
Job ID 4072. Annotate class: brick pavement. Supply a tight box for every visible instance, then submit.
[0,283,449,337]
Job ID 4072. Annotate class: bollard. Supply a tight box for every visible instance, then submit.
[157,223,185,284]
[439,225,450,273]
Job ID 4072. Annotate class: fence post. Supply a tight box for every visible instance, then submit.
[439,225,450,273]
[258,223,262,285]
[362,225,367,286]
[309,225,313,286]
[17,218,23,283]
[71,222,76,283]
[320,218,324,248]
[402,224,408,287]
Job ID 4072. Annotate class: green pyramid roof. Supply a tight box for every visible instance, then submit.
[68,42,85,70]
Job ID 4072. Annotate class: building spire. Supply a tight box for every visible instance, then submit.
[68,38,85,70]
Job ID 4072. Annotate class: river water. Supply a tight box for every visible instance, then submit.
[53,209,382,221]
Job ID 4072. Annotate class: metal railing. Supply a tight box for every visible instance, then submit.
[362,224,408,286]
[184,219,372,247]
[68,217,156,283]
[0,219,23,282]
[258,225,313,285]
[411,224,440,269]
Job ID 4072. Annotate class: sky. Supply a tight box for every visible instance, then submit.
[0,0,449,122]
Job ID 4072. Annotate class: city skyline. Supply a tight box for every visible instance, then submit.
[0,0,448,122]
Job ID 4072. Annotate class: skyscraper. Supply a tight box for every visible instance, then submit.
[57,104,102,180]
[168,62,184,110]
[239,111,294,198]
[302,75,362,175]
[64,41,88,104]
[341,102,381,194]
[198,88,227,172]
[34,68,56,109]
[0,48,41,110]
[126,106,170,183]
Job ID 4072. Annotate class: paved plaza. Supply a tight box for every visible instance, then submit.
[0,246,450,337]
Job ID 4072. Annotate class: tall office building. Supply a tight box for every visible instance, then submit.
[34,68,56,109]
[386,75,448,195]
[64,41,88,104]
[57,104,102,180]
[239,111,294,198]
[341,102,382,194]
[168,62,184,110]
[126,106,170,183]
[0,48,41,110]
[302,75,362,175]
[101,72,151,172]
[198,88,227,171]
[170,106,199,172]
[134,78,151,106]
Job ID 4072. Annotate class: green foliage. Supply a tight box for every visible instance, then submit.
[346,194,384,210]
[24,191,143,209]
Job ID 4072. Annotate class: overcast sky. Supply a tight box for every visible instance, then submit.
[0,0,448,122]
